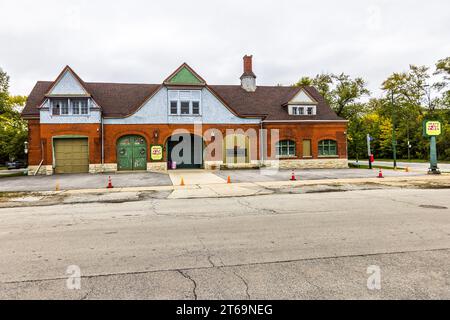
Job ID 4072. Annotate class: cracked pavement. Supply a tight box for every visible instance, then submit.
[0,188,449,299]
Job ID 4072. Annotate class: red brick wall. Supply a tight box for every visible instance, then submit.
[263,122,347,159]
[103,124,261,163]
[26,121,347,166]
[28,123,101,165]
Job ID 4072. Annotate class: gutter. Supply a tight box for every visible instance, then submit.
[101,113,104,165]
[261,119,349,123]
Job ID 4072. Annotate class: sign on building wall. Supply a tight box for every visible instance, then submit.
[423,121,441,137]
[150,145,163,161]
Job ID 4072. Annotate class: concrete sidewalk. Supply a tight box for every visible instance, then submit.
[2,174,449,206]
[168,169,226,185]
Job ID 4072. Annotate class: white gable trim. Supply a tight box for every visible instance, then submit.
[288,89,317,104]
[47,69,89,96]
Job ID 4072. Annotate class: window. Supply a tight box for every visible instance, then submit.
[276,140,296,157]
[52,101,61,115]
[168,90,201,116]
[180,101,190,114]
[51,98,89,116]
[289,105,315,115]
[192,101,200,114]
[170,101,178,114]
[318,140,337,156]
[61,100,69,115]
[72,100,80,114]
[302,139,312,157]
[80,99,88,114]
[71,99,89,115]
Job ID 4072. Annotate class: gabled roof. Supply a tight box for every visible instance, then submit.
[22,65,344,121]
[209,85,343,121]
[163,63,206,86]
[22,81,161,118]
[45,65,91,97]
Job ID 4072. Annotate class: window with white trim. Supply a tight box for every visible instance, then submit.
[168,90,201,115]
[51,98,90,116]
[289,105,316,116]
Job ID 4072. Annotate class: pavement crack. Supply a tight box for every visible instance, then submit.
[232,270,250,299]
[236,198,277,215]
[80,286,94,300]
[178,270,198,300]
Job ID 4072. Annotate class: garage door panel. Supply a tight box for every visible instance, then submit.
[54,138,89,174]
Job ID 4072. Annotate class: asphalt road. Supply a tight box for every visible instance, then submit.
[0,188,449,299]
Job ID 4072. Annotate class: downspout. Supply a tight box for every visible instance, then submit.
[260,121,264,165]
[101,112,104,167]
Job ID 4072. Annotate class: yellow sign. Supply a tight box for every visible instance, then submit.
[150,145,163,161]
[425,121,441,136]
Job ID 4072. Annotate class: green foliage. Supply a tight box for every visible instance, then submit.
[0,68,28,163]
[296,57,450,161]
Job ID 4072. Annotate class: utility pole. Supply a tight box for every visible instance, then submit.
[391,90,397,169]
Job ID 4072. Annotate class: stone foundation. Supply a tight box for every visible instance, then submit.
[263,158,348,169]
[204,161,223,170]
[27,165,53,175]
[89,163,117,173]
[147,162,167,172]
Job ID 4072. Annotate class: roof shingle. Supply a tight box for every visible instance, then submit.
[22,81,344,121]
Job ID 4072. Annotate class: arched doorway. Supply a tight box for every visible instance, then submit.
[117,135,147,171]
[167,133,203,169]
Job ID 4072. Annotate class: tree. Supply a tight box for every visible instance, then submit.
[0,68,28,163]
[294,72,369,117]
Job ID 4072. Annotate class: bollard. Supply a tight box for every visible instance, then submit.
[55,181,60,191]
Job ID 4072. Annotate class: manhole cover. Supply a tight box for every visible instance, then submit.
[419,204,448,209]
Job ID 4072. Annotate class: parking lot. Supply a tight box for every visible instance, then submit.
[0,168,425,192]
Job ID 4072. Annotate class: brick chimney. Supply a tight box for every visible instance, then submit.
[240,55,256,92]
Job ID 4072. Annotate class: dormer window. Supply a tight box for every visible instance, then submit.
[289,105,316,116]
[51,98,90,116]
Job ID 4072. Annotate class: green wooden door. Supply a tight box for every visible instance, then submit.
[117,135,147,171]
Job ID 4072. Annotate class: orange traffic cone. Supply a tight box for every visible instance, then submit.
[290,169,297,181]
[377,169,384,178]
[180,177,185,186]
[107,176,113,188]
[227,176,231,184]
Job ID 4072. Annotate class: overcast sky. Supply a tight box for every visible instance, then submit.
[1,0,449,97]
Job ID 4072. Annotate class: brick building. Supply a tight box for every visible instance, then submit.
[21,55,348,175]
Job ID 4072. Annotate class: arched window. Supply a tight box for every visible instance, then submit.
[318,140,337,156]
[276,140,296,157]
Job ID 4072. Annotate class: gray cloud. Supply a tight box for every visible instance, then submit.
[1,0,449,97]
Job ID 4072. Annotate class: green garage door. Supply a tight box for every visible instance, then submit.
[54,138,89,174]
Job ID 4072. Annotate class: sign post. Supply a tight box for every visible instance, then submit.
[423,120,441,174]
[367,134,372,169]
